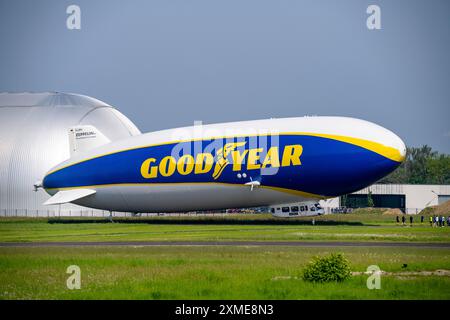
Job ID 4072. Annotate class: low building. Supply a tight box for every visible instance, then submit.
[321,184,450,214]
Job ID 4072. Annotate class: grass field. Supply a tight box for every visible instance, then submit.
[0,212,449,299]
[0,214,449,243]
[1,246,450,299]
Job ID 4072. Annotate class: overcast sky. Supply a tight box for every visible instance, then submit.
[0,0,449,153]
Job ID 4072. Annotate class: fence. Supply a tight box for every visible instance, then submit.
[0,208,129,217]
[0,207,435,217]
[322,206,431,215]
[0,209,234,218]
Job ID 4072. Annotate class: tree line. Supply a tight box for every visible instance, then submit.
[379,145,450,184]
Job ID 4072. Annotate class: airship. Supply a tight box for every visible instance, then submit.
[39,116,406,216]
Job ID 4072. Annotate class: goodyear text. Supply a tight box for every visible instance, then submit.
[140,143,303,180]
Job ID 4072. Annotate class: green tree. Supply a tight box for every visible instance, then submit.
[341,194,348,207]
[426,154,450,184]
[367,190,374,207]
[408,145,437,184]
[379,145,449,184]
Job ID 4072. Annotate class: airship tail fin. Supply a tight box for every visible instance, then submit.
[43,189,96,205]
[68,125,110,156]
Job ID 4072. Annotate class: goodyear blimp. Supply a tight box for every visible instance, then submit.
[39,116,406,217]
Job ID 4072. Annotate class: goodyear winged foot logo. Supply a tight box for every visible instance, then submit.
[212,142,247,179]
[140,139,303,180]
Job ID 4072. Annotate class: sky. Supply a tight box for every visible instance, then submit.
[0,0,449,153]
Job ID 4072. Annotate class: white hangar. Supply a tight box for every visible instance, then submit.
[0,92,141,216]
[322,184,450,214]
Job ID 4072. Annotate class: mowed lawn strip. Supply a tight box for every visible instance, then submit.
[0,218,449,243]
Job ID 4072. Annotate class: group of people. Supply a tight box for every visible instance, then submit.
[429,215,450,227]
[396,215,413,226]
[396,214,450,226]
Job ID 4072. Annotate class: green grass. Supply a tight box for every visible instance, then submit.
[0,215,449,243]
[1,246,449,299]
[1,215,449,299]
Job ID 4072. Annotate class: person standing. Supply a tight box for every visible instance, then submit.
[402,215,406,226]
[396,216,400,224]
[429,215,433,227]
[421,215,424,224]
[409,215,413,226]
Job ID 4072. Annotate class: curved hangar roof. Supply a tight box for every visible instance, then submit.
[0,92,141,216]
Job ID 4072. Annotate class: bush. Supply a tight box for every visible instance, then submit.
[302,253,351,283]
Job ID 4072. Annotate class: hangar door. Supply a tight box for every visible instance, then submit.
[342,194,405,210]
[438,195,450,205]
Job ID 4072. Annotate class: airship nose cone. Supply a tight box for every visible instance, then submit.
[382,125,406,163]
[304,119,408,197]
[396,136,407,163]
